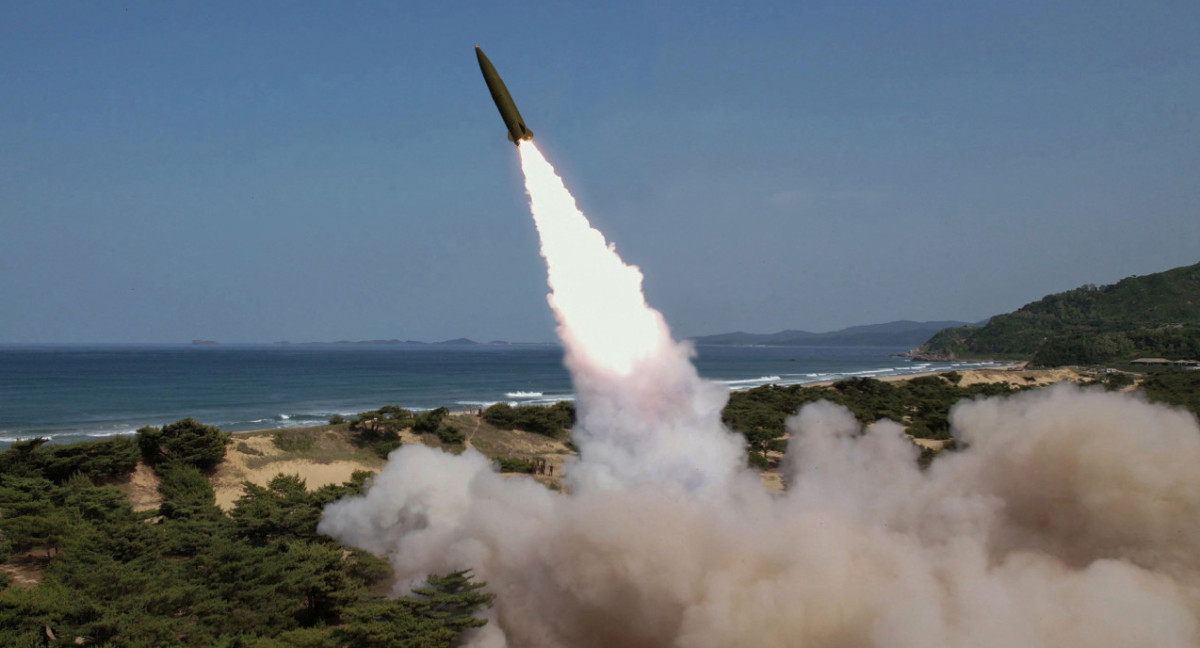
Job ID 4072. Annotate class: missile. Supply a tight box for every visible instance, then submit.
[476,45,533,146]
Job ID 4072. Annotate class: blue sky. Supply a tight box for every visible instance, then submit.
[2,1,1197,343]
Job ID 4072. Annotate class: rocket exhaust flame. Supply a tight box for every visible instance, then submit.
[517,143,667,377]
[516,142,744,493]
[320,142,1200,647]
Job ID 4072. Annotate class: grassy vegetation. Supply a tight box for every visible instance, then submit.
[918,262,1200,365]
[272,429,317,452]
[494,456,537,474]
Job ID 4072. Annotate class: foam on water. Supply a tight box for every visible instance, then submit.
[0,345,1001,446]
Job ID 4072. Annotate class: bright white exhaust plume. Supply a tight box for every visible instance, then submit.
[320,143,1200,647]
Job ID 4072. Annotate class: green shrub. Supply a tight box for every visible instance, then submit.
[495,457,535,473]
[349,406,413,440]
[1103,371,1136,391]
[156,461,219,519]
[482,403,517,429]
[436,424,464,446]
[137,418,230,472]
[482,402,574,438]
[412,407,450,435]
[348,406,414,458]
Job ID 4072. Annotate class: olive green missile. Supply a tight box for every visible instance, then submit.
[475,45,533,146]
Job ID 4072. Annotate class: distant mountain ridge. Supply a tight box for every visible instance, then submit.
[690,320,972,348]
[272,338,554,347]
[915,261,1200,366]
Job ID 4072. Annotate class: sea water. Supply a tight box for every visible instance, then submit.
[0,343,993,446]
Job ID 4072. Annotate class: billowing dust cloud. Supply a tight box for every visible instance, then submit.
[319,143,1200,647]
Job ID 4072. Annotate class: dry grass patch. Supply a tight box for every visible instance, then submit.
[114,461,162,513]
[957,367,1082,388]
[210,427,383,511]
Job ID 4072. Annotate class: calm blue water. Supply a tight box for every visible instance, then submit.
[0,344,993,445]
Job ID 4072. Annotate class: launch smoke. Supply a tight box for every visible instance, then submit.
[320,144,1200,647]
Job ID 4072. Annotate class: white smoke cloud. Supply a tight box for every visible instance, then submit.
[318,144,1200,647]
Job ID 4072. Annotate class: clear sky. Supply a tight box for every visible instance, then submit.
[2,1,1197,343]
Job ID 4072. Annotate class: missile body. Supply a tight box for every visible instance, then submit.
[476,45,533,146]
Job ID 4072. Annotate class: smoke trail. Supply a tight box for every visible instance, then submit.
[320,144,1200,647]
[515,143,743,492]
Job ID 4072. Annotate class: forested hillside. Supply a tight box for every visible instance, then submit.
[916,262,1200,366]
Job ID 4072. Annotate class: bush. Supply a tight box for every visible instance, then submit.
[156,461,219,519]
[137,418,230,472]
[1103,371,1136,391]
[350,406,413,441]
[435,424,464,446]
[412,407,450,435]
[348,406,414,458]
[482,402,574,438]
[328,414,346,425]
[495,457,535,473]
[481,403,517,429]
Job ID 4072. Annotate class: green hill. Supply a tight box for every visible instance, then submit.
[916,261,1200,366]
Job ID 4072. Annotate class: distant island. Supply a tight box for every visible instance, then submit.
[267,322,973,349]
[910,261,1200,367]
[690,320,972,348]
[271,338,555,347]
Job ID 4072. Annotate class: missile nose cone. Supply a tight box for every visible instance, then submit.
[476,44,534,146]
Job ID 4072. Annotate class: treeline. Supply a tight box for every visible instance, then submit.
[1139,370,1200,416]
[1031,326,1200,366]
[334,401,576,450]
[338,406,462,458]
[722,374,1021,467]
[918,261,1200,365]
[480,402,574,439]
[0,419,492,647]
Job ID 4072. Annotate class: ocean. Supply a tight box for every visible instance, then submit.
[0,343,994,446]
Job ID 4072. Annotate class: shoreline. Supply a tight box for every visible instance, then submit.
[60,365,1088,510]
[1,363,1065,448]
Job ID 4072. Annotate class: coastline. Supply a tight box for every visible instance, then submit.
[0,344,1007,445]
[191,365,1083,505]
